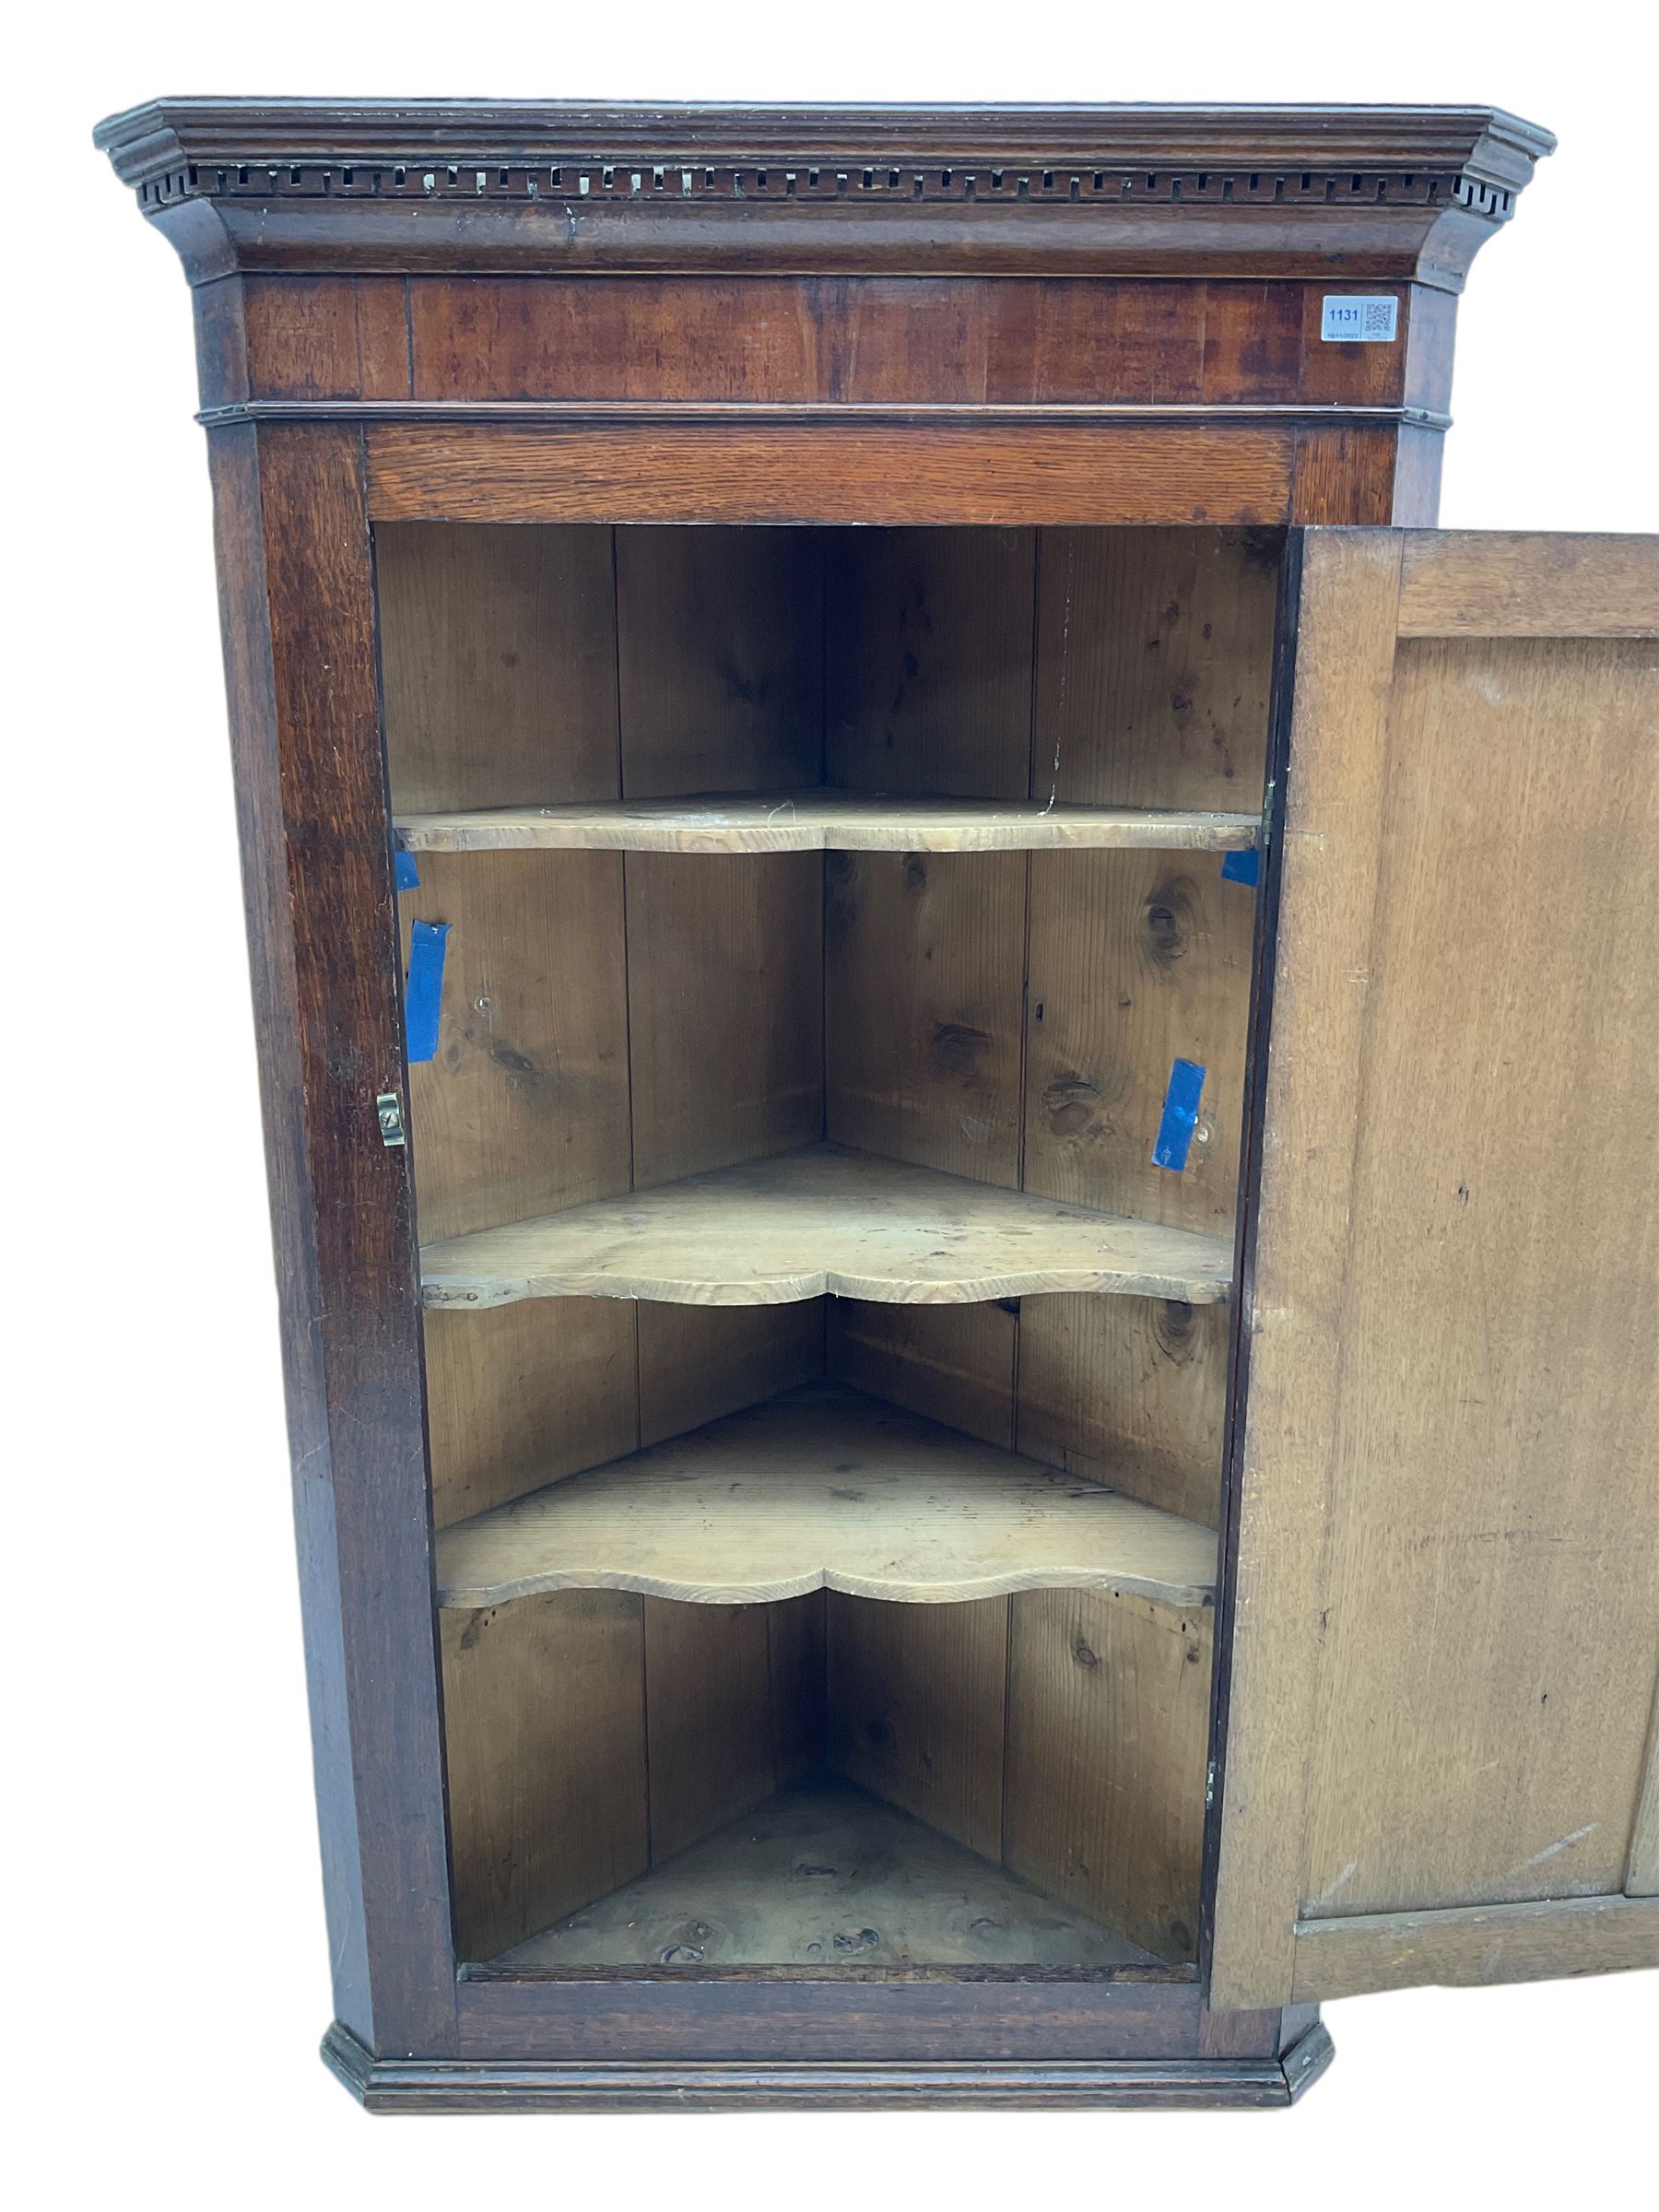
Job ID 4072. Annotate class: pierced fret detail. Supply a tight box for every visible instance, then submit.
[131,158,1511,218]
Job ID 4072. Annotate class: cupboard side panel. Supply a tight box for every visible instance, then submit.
[1023,520,1274,1538]
[400,849,632,1242]
[1017,1296,1227,1529]
[1006,1592,1214,1964]
[425,1300,640,1529]
[1018,843,1250,1529]
[1022,846,1255,1235]
[429,1300,825,1532]
[441,1593,650,1962]
[381,532,638,1547]
[1031,527,1277,811]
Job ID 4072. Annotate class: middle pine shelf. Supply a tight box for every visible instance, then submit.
[418,1142,1237,1311]
[435,1380,1219,1610]
[394,788,1262,857]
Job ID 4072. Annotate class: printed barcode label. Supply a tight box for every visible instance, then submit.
[1321,294,1399,343]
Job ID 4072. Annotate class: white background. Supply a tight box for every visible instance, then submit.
[11,6,1655,2202]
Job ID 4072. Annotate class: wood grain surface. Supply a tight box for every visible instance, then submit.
[1210,530,1659,2010]
[396,791,1260,854]
[418,1143,1237,1309]
[435,1382,1218,1608]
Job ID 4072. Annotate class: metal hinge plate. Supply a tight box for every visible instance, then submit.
[376,1091,407,1147]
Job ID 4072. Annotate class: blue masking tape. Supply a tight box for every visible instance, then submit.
[1152,1057,1206,1172]
[1220,846,1261,888]
[394,849,421,891]
[405,920,450,1065]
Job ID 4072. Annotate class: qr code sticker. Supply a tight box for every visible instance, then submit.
[1321,295,1399,343]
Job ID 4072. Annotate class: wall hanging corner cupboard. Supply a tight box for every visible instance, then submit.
[96,98,1658,2112]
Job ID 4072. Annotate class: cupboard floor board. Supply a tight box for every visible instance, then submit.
[490,1778,1165,1970]
[436,1381,1218,1607]
[418,1142,1237,1310]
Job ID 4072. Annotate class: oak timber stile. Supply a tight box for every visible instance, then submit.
[95,97,1659,2116]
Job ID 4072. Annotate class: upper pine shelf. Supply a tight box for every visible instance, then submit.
[394,790,1261,856]
[418,1143,1235,1311]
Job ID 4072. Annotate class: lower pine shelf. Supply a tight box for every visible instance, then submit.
[488,1778,1164,1971]
[418,1142,1236,1311]
[434,1382,1218,1608]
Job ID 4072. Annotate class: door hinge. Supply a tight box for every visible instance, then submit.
[1258,778,1277,849]
[1206,1759,1218,1808]
[376,1090,407,1147]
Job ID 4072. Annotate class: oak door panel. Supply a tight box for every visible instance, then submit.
[1210,532,1659,2008]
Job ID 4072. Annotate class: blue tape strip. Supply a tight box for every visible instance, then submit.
[1220,846,1261,888]
[394,849,421,891]
[405,920,450,1065]
[1152,1057,1206,1172]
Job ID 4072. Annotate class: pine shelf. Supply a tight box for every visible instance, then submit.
[394,789,1262,856]
[418,1143,1237,1311]
[435,1382,1218,1609]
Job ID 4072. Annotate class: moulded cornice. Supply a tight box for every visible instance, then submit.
[94,100,1553,288]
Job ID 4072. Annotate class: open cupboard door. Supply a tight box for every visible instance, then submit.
[1207,531,1659,2012]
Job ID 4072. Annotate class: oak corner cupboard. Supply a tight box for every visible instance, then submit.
[95,95,1658,2112]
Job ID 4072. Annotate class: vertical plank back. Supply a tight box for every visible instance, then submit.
[617,527,823,796]
[1005,1593,1214,1963]
[378,523,620,811]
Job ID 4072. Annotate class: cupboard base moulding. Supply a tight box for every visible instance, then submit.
[320,2019,1335,2112]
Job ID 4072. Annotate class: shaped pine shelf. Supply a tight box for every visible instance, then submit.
[434,1382,1218,1610]
[418,1144,1236,1312]
[394,788,1261,856]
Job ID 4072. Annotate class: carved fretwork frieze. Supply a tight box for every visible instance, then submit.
[124,157,1514,218]
[94,101,1554,286]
